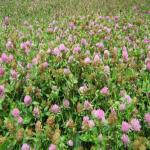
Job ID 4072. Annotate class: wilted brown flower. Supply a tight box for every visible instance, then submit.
[35,87,41,98]
[46,116,55,126]
[0,136,6,145]
[108,110,118,125]
[132,137,147,150]
[133,97,138,105]
[77,102,83,113]
[3,16,9,26]
[52,128,61,144]
[112,47,118,59]
[26,128,33,137]
[46,127,53,139]
[16,128,24,142]
[11,61,17,69]
[35,121,43,133]
[5,119,15,134]
[89,73,96,80]
[24,86,33,94]
[15,81,22,91]
[132,108,139,118]
[66,119,75,128]
[104,50,109,60]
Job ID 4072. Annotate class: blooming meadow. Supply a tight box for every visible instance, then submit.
[0,1,150,150]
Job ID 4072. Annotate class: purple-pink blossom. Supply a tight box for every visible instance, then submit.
[122,46,128,62]
[84,100,92,110]
[18,116,23,124]
[33,107,40,117]
[96,42,104,49]
[41,62,49,69]
[144,113,150,126]
[48,144,57,150]
[121,121,130,133]
[59,44,67,52]
[114,16,119,21]
[119,103,126,111]
[52,47,61,56]
[21,143,30,150]
[130,118,141,132]
[12,108,20,118]
[73,45,81,53]
[69,22,76,29]
[24,95,32,106]
[92,109,105,121]
[146,62,150,71]
[32,57,39,65]
[84,57,91,64]
[1,53,9,63]
[0,85,5,98]
[144,39,150,43]
[67,140,74,147]
[6,40,13,49]
[63,99,70,108]
[93,53,101,64]
[21,41,32,54]
[121,134,129,145]
[82,116,95,129]
[100,87,109,95]
[81,38,87,46]
[63,68,71,75]
[11,70,18,79]
[51,104,60,113]
[8,54,14,62]
[124,95,132,103]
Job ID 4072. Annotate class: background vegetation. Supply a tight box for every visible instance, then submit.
[0,0,150,25]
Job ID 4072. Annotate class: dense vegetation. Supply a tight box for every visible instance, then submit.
[0,0,150,149]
